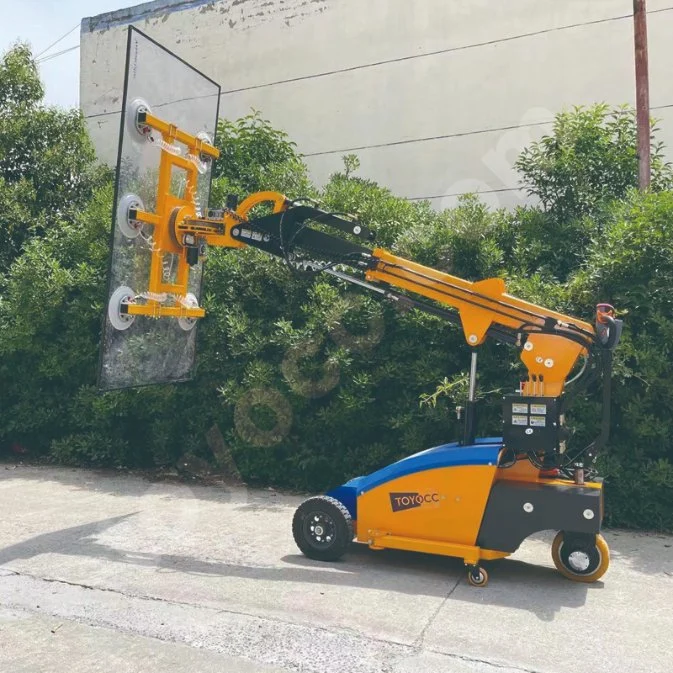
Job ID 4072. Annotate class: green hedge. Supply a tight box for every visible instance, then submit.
[1,45,672,531]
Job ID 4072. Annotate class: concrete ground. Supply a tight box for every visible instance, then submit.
[0,465,671,673]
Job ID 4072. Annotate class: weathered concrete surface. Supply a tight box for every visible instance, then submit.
[0,465,672,672]
[0,607,285,673]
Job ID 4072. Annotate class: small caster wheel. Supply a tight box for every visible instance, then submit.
[292,495,353,562]
[551,531,610,583]
[467,565,489,588]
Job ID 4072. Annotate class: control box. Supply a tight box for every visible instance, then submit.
[502,395,563,455]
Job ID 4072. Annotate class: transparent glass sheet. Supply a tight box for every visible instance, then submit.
[98,26,220,391]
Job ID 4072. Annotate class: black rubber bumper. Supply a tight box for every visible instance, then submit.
[476,479,603,553]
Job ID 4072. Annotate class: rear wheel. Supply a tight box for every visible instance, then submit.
[292,495,353,562]
[551,531,610,583]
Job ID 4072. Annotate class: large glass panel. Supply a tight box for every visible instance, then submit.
[98,26,220,391]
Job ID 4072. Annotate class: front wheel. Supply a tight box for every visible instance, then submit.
[292,495,353,562]
[551,531,610,583]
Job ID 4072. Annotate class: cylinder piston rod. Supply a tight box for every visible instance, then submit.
[464,350,478,445]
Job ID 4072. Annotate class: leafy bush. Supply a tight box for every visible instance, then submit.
[515,103,673,220]
[0,42,110,274]
[567,190,673,528]
[0,43,671,531]
[210,110,315,202]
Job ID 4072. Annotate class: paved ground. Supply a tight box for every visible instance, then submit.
[0,465,671,673]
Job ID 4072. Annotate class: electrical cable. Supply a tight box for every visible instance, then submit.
[304,121,554,158]
[35,23,78,59]
[215,7,673,97]
[36,44,80,64]
[408,187,524,201]
[498,446,518,469]
[297,94,673,164]
[83,7,673,122]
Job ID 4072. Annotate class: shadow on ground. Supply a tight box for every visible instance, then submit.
[0,513,598,622]
[1,464,671,629]
[2,464,671,577]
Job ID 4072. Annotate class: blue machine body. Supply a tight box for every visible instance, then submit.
[325,437,503,520]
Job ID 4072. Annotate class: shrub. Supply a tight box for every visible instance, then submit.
[0,45,670,531]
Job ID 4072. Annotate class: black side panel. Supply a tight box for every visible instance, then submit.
[477,480,603,553]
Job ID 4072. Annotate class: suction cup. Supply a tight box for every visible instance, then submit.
[178,293,199,332]
[116,194,145,239]
[108,286,136,331]
[127,98,153,142]
[197,130,214,165]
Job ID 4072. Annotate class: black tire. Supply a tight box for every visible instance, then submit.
[292,495,354,561]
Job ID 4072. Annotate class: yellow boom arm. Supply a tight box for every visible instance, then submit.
[114,110,614,404]
[364,248,594,398]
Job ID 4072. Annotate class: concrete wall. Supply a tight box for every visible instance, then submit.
[80,0,673,210]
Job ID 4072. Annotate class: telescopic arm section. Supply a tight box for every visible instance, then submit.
[219,194,621,470]
[215,192,612,400]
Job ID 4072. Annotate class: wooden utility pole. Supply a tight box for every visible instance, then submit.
[633,0,651,189]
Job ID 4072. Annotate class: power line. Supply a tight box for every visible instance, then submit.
[35,23,79,59]
[36,44,79,64]
[304,119,555,157]
[405,103,673,202]
[407,187,523,202]
[83,7,673,122]
[310,103,673,158]
[217,10,657,98]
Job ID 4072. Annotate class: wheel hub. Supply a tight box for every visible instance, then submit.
[304,512,335,549]
[567,550,591,572]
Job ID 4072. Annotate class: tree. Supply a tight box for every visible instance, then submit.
[0,43,110,274]
[210,110,314,203]
[515,103,673,222]
[0,42,43,113]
